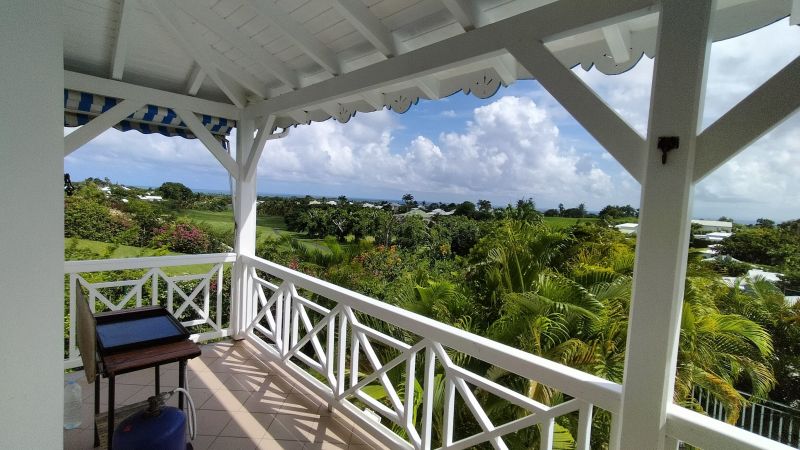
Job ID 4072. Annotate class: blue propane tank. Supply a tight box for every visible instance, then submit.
[113,393,187,450]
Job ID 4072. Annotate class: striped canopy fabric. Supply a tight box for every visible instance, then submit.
[64,90,235,140]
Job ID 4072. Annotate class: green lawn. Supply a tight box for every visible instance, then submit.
[179,209,293,240]
[543,217,600,229]
[66,238,172,258]
[64,238,215,275]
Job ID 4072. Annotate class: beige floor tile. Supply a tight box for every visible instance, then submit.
[302,442,349,450]
[189,434,217,450]
[192,369,233,391]
[265,414,308,442]
[209,435,260,450]
[273,394,323,418]
[196,409,233,436]
[257,438,306,449]
[65,340,397,450]
[201,388,252,412]
[304,417,352,444]
[227,372,272,391]
[219,411,275,439]
[243,392,288,414]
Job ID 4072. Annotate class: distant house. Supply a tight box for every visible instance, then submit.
[326,200,337,206]
[137,195,163,201]
[614,220,734,237]
[691,220,733,233]
[429,208,454,216]
[615,223,639,234]
[694,231,732,242]
[308,200,322,205]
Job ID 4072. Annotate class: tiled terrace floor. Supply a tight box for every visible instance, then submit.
[64,340,391,449]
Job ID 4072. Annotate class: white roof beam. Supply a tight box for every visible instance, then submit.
[244,0,656,119]
[175,0,299,89]
[146,0,247,107]
[172,9,270,99]
[792,0,800,26]
[64,70,239,119]
[694,55,800,182]
[441,0,479,31]
[492,54,518,86]
[602,24,631,64]
[245,0,341,75]
[360,92,385,110]
[64,99,145,156]
[175,108,240,179]
[332,0,397,57]
[416,76,440,99]
[110,0,137,80]
[244,115,290,180]
[186,65,206,95]
[508,41,645,181]
[288,110,310,124]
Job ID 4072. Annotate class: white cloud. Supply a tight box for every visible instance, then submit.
[573,18,800,221]
[65,19,798,220]
[259,96,625,208]
[440,110,457,118]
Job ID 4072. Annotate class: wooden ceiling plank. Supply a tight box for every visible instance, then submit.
[175,0,300,89]
[332,0,397,56]
[146,0,247,107]
[245,0,342,75]
[440,0,478,31]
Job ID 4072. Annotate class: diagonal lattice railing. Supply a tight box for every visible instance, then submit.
[63,253,236,369]
[242,254,618,450]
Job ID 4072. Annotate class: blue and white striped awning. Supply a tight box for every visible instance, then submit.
[64,90,235,140]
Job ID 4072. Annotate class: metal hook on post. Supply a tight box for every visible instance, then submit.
[657,136,680,164]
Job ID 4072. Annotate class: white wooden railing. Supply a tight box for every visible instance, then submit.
[63,253,236,369]
[240,254,619,450]
[61,252,794,449]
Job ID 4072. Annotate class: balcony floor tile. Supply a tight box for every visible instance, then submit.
[64,340,392,449]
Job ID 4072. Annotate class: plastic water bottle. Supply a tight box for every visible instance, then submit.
[64,380,82,429]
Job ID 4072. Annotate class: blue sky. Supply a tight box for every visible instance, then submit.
[66,19,800,222]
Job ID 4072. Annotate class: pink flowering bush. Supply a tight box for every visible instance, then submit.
[152,220,211,254]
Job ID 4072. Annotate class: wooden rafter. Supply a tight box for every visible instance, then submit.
[145,0,247,107]
[245,0,341,75]
[110,0,137,80]
[331,0,397,57]
[244,0,656,120]
[441,0,479,31]
[65,71,239,120]
[174,108,240,179]
[509,41,645,181]
[694,55,800,182]
[185,64,206,96]
[175,0,299,89]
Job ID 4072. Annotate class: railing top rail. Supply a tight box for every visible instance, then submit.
[243,254,622,412]
[666,404,796,450]
[64,252,237,273]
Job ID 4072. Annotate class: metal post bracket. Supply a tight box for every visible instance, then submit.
[658,136,680,164]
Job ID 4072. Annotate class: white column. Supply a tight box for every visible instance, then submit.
[232,118,257,338]
[0,1,64,447]
[618,1,713,449]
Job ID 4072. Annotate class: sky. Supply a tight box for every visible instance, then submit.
[65,19,800,222]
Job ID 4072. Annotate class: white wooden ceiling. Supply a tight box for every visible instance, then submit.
[63,0,793,128]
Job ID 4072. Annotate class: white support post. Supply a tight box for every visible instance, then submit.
[232,118,258,339]
[0,0,64,447]
[618,1,713,449]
